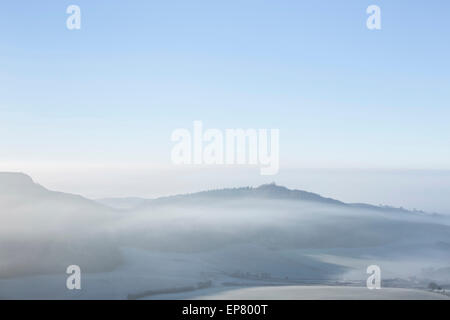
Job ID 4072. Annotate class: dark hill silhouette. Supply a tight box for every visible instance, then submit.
[123,183,436,217]
[146,183,344,207]
[0,172,121,278]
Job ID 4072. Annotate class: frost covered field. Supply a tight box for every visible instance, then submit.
[1,172,450,300]
[145,286,450,300]
[1,248,449,300]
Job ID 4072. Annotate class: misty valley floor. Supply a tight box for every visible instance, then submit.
[0,247,449,300]
[1,174,450,300]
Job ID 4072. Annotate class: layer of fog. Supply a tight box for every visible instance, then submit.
[1,173,450,299]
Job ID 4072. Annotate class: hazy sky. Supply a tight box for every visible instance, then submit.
[1,1,450,211]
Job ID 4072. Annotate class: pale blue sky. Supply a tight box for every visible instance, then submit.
[1,1,450,210]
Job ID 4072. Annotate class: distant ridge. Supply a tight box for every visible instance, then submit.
[148,183,345,206]
[136,183,437,217]
[0,172,438,216]
[0,172,47,194]
[0,172,113,210]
